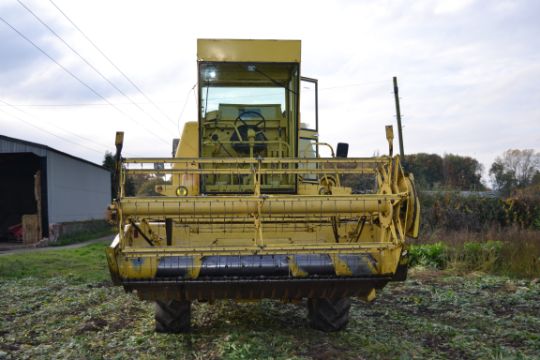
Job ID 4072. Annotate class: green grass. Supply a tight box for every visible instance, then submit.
[0,242,109,283]
[51,227,114,246]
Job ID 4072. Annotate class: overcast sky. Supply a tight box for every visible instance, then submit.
[1,0,539,180]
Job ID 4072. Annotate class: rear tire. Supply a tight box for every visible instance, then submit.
[307,298,351,332]
[155,300,191,333]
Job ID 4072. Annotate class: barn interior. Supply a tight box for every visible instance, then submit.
[0,153,48,244]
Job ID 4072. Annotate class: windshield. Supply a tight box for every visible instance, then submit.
[201,87,285,116]
[197,62,299,193]
[199,62,298,121]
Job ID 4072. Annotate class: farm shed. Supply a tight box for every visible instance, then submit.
[0,135,111,245]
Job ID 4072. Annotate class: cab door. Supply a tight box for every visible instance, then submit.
[299,77,319,180]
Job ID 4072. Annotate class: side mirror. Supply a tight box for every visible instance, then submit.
[336,143,349,158]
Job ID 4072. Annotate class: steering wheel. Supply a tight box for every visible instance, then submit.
[230,111,267,154]
[234,111,266,134]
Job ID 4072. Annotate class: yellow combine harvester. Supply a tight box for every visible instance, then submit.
[106,39,420,332]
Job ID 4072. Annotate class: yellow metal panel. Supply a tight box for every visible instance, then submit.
[118,255,157,279]
[197,39,301,63]
[120,195,394,217]
[175,121,198,158]
[105,235,121,285]
[173,121,199,195]
[358,289,377,302]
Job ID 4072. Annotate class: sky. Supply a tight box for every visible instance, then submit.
[0,0,539,182]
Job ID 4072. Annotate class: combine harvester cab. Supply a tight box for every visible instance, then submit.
[106,39,420,332]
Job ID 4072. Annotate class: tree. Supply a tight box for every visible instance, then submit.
[532,171,540,186]
[404,153,485,191]
[102,151,117,200]
[442,154,485,191]
[102,151,115,171]
[489,161,515,196]
[102,151,136,199]
[404,153,444,189]
[490,149,540,195]
[137,177,170,196]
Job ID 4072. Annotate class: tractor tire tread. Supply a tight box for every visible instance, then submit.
[307,297,351,332]
[155,300,191,333]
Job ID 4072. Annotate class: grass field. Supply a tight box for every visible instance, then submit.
[1,242,539,359]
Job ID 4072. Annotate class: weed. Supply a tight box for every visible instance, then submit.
[409,242,447,268]
[408,229,540,278]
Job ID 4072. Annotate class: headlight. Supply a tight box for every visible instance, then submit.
[176,186,188,196]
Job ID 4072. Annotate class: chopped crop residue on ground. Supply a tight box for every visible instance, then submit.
[1,269,539,359]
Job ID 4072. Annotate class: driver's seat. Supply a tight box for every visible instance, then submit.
[230,125,267,154]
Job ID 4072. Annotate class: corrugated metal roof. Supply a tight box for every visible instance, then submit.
[0,134,108,172]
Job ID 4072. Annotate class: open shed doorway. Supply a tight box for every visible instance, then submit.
[0,153,48,244]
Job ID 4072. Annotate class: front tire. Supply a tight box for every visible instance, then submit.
[307,298,351,332]
[155,300,191,333]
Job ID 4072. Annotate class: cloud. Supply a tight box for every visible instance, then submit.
[433,0,475,14]
[0,1,137,103]
[0,3,61,87]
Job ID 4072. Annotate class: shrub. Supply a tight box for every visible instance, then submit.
[408,229,540,278]
[419,188,540,233]
[455,241,503,272]
[420,192,508,232]
[504,185,540,229]
[408,242,447,268]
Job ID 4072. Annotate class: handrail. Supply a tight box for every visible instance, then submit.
[123,157,389,164]
[124,168,378,175]
[120,242,400,257]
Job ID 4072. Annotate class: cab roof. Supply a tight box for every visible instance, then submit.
[197,39,301,63]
